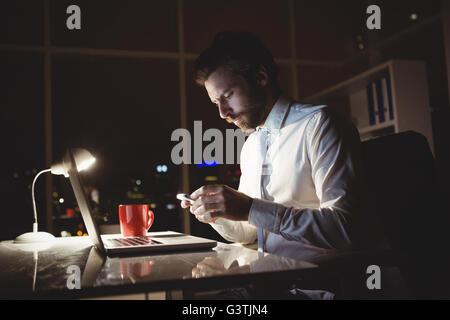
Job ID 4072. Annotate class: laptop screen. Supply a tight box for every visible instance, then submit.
[63,149,106,253]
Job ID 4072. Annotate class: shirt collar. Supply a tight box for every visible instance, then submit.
[257,94,292,132]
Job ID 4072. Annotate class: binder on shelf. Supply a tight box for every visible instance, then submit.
[385,76,394,121]
[371,82,380,124]
[375,79,386,123]
[366,75,394,125]
[381,77,391,122]
[366,83,376,125]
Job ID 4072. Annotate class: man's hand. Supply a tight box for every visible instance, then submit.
[180,184,253,223]
[191,257,250,278]
[192,257,228,278]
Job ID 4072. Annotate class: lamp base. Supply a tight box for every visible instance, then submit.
[14,231,55,244]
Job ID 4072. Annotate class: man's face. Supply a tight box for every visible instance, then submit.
[204,66,267,132]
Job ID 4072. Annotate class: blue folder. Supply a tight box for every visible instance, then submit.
[375,79,386,123]
[385,76,394,120]
[367,84,376,125]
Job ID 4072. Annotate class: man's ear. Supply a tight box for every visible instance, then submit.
[255,66,269,87]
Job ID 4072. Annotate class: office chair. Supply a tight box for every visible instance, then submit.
[306,131,449,299]
[357,131,449,298]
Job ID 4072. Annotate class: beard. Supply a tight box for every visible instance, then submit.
[229,84,268,132]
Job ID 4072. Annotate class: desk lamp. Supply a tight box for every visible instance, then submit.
[14,148,96,244]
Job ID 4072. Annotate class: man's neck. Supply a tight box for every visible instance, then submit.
[260,87,282,126]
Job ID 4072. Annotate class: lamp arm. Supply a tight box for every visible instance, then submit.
[31,168,51,232]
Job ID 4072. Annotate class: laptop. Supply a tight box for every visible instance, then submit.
[63,149,217,255]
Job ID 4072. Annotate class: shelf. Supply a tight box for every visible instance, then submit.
[358,120,395,135]
[300,59,433,154]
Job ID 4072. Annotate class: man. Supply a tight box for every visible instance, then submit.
[181,32,363,262]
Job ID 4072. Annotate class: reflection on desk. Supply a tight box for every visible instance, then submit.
[0,235,318,299]
[90,243,316,287]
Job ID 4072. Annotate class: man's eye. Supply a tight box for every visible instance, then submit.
[225,92,233,99]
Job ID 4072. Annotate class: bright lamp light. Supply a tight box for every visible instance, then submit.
[50,148,96,177]
[14,148,96,244]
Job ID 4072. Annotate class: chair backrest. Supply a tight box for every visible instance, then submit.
[360,131,449,297]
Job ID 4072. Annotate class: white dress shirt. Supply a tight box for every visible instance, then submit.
[210,94,363,261]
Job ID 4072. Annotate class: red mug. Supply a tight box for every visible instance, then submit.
[119,204,154,237]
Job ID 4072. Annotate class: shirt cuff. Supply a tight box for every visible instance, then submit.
[248,198,284,234]
[209,220,225,231]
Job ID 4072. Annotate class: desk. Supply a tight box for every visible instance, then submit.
[0,233,319,299]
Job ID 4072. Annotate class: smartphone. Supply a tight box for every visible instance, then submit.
[176,193,195,204]
[177,193,212,221]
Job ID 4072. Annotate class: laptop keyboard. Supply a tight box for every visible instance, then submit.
[106,236,161,248]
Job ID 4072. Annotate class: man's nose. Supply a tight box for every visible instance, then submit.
[218,102,232,119]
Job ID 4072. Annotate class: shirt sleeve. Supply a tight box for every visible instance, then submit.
[209,157,258,245]
[248,109,363,250]
[209,219,257,244]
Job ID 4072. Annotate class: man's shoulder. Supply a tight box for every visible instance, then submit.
[283,101,329,127]
[287,100,355,127]
[292,102,360,142]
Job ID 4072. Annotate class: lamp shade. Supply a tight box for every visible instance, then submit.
[14,148,96,244]
[51,148,96,177]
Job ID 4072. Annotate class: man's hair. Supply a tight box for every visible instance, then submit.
[194,32,279,88]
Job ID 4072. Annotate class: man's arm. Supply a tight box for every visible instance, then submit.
[209,218,257,244]
[248,109,363,250]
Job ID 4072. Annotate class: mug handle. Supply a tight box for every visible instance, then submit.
[147,210,154,230]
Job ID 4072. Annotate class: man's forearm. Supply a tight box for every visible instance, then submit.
[248,198,355,251]
[210,218,258,244]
